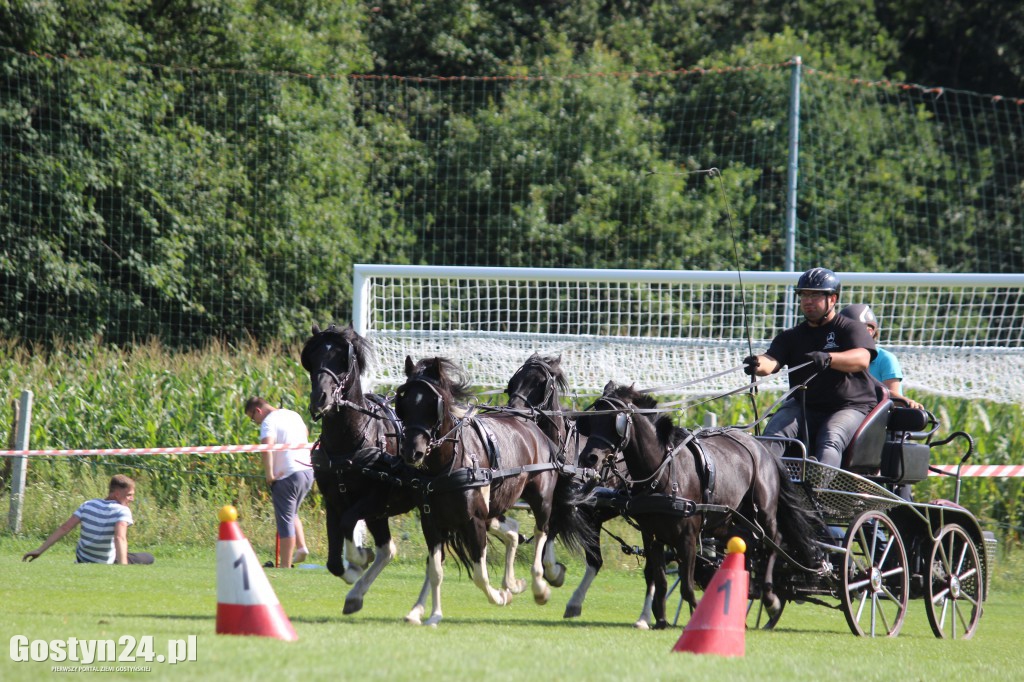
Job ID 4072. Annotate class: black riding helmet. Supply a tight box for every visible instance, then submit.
[795,267,841,296]
[839,303,878,329]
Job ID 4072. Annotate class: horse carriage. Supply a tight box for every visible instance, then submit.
[300,324,993,638]
[572,378,994,639]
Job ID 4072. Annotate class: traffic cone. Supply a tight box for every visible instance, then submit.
[215,506,298,641]
[672,536,748,657]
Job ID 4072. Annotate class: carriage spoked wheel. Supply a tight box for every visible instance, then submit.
[840,510,909,637]
[925,524,983,639]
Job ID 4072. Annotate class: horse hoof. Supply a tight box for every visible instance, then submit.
[508,578,527,595]
[633,620,650,630]
[404,615,422,626]
[653,619,669,631]
[546,562,566,588]
[563,604,582,619]
[343,596,363,615]
[424,616,442,627]
[533,585,551,606]
[766,595,782,619]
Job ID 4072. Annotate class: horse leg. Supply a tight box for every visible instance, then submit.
[403,554,434,625]
[757,509,783,618]
[635,581,657,630]
[488,516,526,595]
[542,537,566,588]
[343,519,373,572]
[564,532,602,618]
[761,549,782,618]
[407,520,444,626]
[529,529,552,605]
[469,519,515,606]
[341,520,376,583]
[652,547,672,630]
[317,474,348,579]
[343,517,395,615]
[676,526,701,622]
[633,531,658,629]
[644,541,671,630]
[421,543,446,627]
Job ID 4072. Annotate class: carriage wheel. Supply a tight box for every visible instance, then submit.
[746,597,784,630]
[925,524,983,639]
[840,511,909,637]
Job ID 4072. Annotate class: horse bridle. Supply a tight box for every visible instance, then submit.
[311,342,358,420]
[505,360,557,409]
[394,377,449,446]
[580,396,634,455]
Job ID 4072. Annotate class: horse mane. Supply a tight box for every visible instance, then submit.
[408,356,474,405]
[603,381,658,416]
[301,323,372,375]
[655,415,692,451]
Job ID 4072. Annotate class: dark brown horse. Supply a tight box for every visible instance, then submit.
[394,356,592,626]
[576,382,822,629]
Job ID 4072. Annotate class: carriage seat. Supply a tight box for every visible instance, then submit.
[842,385,933,484]
[878,406,933,484]
[841,385,892,473]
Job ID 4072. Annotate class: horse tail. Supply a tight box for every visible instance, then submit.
[548,472,599,555]
[443,527,478,575]
[771,457,826,566]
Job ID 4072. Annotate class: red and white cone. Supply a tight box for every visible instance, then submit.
[215,506,298,641]
[672,536,748,657]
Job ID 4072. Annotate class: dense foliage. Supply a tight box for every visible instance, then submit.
[1,2,1022,347]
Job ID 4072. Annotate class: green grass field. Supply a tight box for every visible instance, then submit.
[2,538,1022,682]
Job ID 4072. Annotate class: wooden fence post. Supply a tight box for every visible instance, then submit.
[8,390,33,534]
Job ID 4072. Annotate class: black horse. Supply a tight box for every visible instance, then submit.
[503,353,620,618]
[394,356,593,626]
[301,323,423,616]
[576,382,823,629]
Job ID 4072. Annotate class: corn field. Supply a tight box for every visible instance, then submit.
[1,340,1021,551]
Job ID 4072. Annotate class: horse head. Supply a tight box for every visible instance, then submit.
[577,381,659,473]
[300,323,369,420]
[505,353,567,411]
[393,356,473,467]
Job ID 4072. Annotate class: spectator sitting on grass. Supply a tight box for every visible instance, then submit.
[22,474,154,565]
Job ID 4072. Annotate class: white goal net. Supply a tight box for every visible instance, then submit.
[353,265,1024,404]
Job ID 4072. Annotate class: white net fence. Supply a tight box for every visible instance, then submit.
[354,265,1024,403]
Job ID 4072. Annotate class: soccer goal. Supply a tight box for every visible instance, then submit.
[352,265,1024,403]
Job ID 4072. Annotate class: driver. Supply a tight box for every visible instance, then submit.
[743,268,878,467]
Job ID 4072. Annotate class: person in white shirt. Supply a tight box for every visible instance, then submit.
[22,474,154,565]
[245,396,314,568]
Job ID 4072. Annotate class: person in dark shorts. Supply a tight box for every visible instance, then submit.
[245,397,314,567]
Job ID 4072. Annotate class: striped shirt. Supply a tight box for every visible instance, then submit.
[73,498,133,564]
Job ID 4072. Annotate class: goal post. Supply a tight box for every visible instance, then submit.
[353,265,1024,403]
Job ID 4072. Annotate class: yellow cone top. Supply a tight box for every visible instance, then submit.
[726,537,746,555]
[218,505,239,523]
